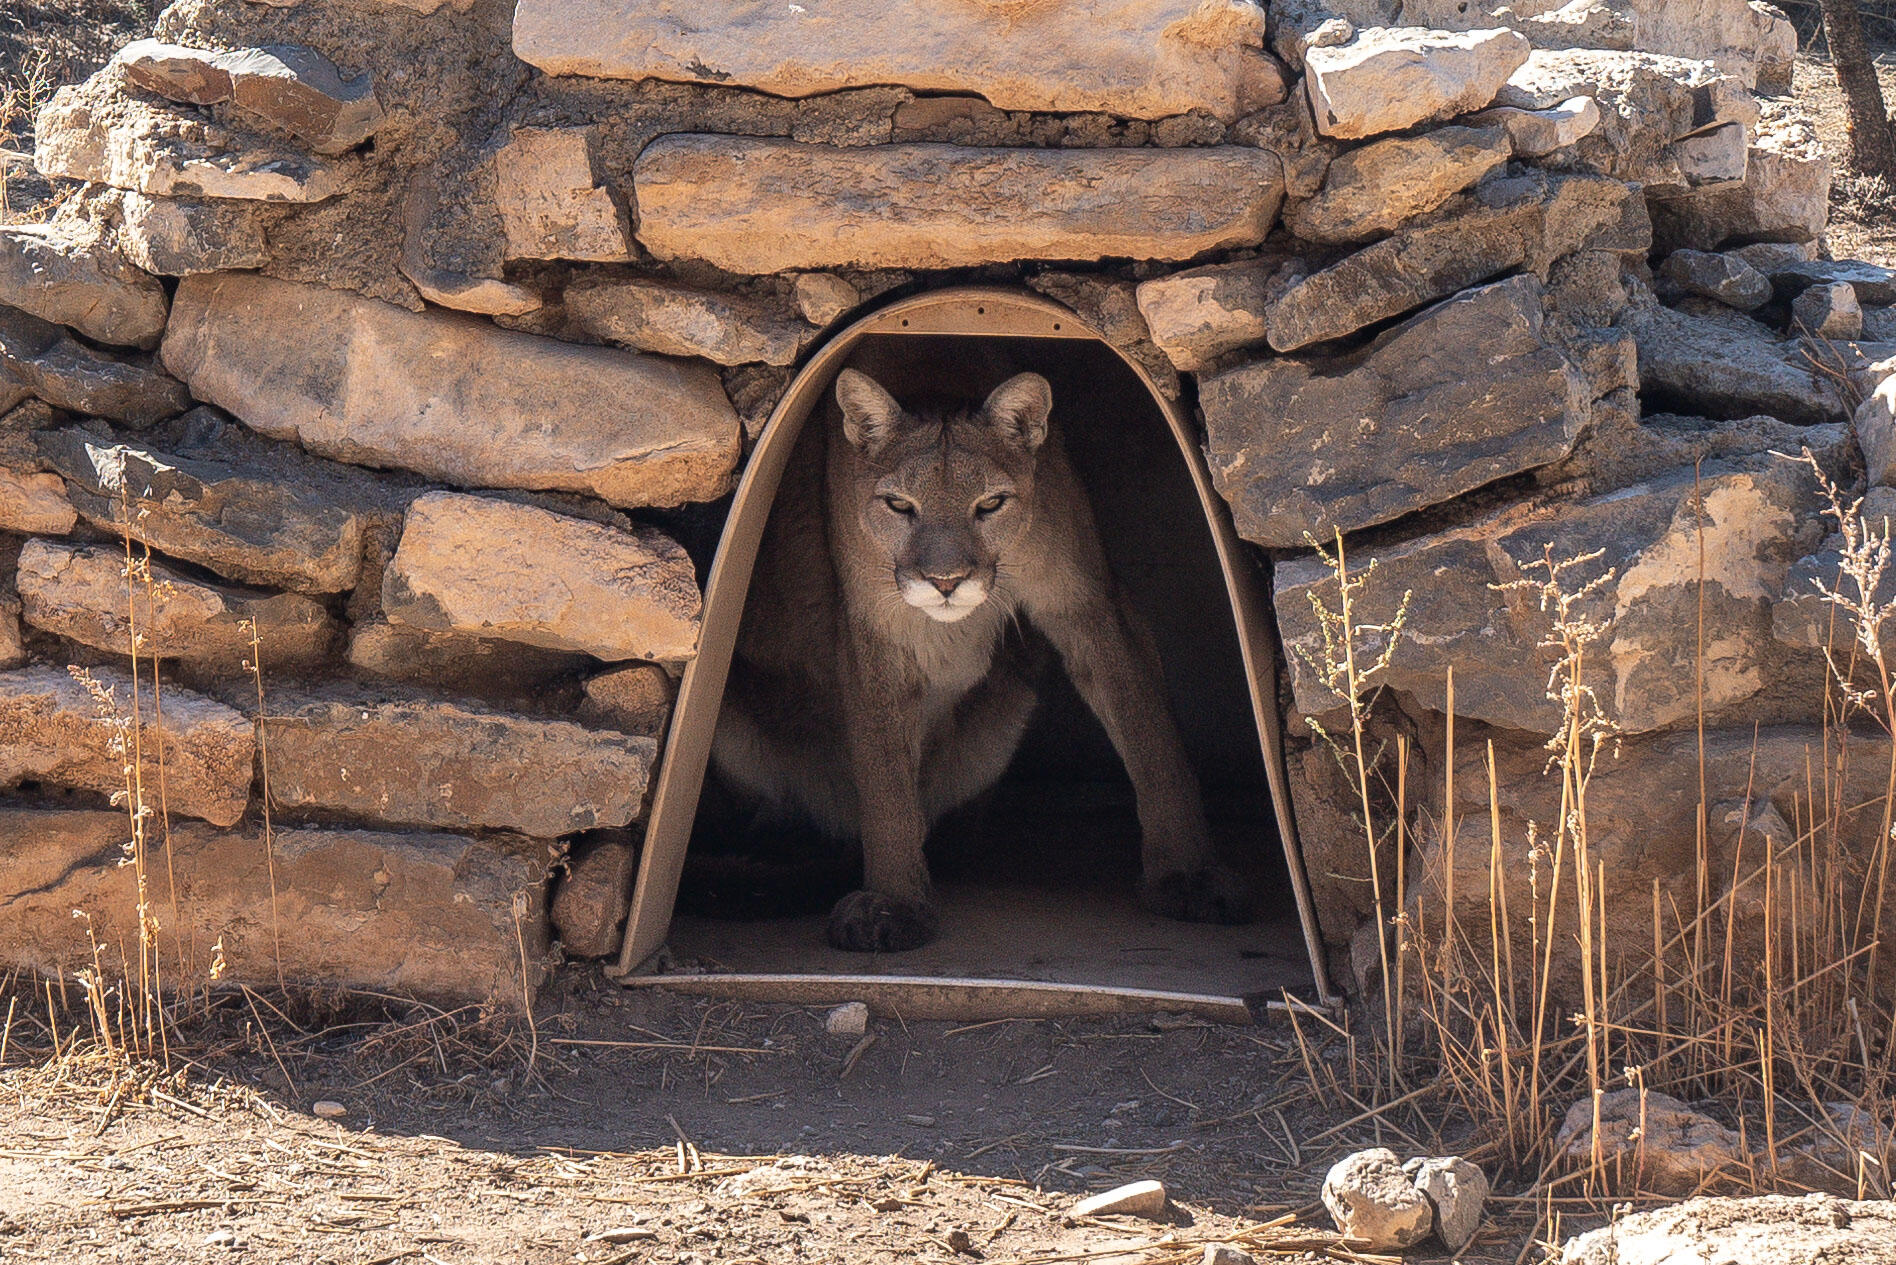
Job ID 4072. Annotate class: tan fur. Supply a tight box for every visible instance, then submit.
[711,351,1248,951]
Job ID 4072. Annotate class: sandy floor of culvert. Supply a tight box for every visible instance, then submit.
[0,972,1564,1265]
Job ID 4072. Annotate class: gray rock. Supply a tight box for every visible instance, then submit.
[1651,100,1829,252]
[262,692,656,838]
[1655,249,1772,310]
[1729,241,1816,273]
[1201,1247,1256,1265]
[1772,489,1896,657]
[1286,125,1510,245]
[1321,1149,1433,1251]
[1793,282,1863,340]
[0,664,254,826]
[16,537,337,669]
[0,221,168,348]
[1766,258,1896,306]
[1264,170,1647,351]
[1402,1156,1488,1250]
[1859,362,1896,486]
[1626,301,1844,426]
[0,306,190,426]
[1203,277,1590,547]
[1554,1090,1745,1196]
[37,427,372,594]
[1275,457,1826,735]
[1558,1196,1896,1265]
[1658,121,1748,193]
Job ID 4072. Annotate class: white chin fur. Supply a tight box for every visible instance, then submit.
[901,578,987,622]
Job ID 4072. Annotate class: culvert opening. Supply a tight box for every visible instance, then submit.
[613,289,1333,1019]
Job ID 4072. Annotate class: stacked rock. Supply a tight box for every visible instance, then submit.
[0,0,1887,1006]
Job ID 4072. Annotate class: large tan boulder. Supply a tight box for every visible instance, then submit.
[0,665,254,826]
[1303,27,1531,140]
[0,808,551,1007]
[161,273,740,510]
[0,221,168,349]
[633,137,1284,274]
[16,538,337,669]
[513,0,1286,123]
[381,492,702,664]
[262,692,656,838]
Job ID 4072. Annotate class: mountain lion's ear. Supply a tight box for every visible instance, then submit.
[835,369,904,451]
[983,373,1052,450]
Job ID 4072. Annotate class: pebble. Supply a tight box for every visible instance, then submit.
[204,1229,238,1248]
[1203,1246,1257,1265]
[585,1227,657,1244]
[1072,1179,1168,1220]
[825,1001,869,1037]
[312,1100,347,1119]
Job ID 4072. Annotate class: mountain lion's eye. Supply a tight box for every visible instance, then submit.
[975,494,1009,516]
[882,495,916,516]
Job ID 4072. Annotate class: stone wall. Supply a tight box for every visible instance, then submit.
[2,0,1889,1005]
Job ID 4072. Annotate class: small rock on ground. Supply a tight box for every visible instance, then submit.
[1072,1180,1168,1220]
[1322,1148,1433,1251]
[825,1002,869,1037]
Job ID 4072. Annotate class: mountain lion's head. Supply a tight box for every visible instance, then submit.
[832,368,1051,624]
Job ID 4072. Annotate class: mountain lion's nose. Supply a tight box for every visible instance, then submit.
[924,569,970,596]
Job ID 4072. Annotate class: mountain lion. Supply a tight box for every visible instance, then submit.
[708,356,1252,951]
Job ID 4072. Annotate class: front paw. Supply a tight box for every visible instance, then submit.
[1141,866,1257,925]
[826,890,940,952]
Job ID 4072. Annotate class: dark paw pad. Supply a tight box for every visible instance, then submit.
[1140,867,1258,925]
[826,890,940,952]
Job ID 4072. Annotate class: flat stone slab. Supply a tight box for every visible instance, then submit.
[116,39,384,154]
[1266,170,1648,351]
[37,427,369,593]
[1,305,190,426]
[16,538,337,669]
[0,221,168,349]
[632,137,1284,274]
[565,278,815,368]
[262,692,656,838]
[513,0,1286,123]
[0,808,551,1006]
[1626,301,1844,426]
[1203,277,1589,547]
[0,665,254,825]
[110,191,270,276]
[382,492,702,664]
[1274,458,1824,735]
[162,273,740,509]
[1304,26,1530,140]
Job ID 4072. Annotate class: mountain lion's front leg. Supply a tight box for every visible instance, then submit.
[1036,593,1256,924]
[830,640,939,952]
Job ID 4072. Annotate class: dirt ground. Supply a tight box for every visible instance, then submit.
[0,976,1544,1265]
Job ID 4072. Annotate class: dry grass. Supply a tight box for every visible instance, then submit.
[1297,455,1896,1209]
